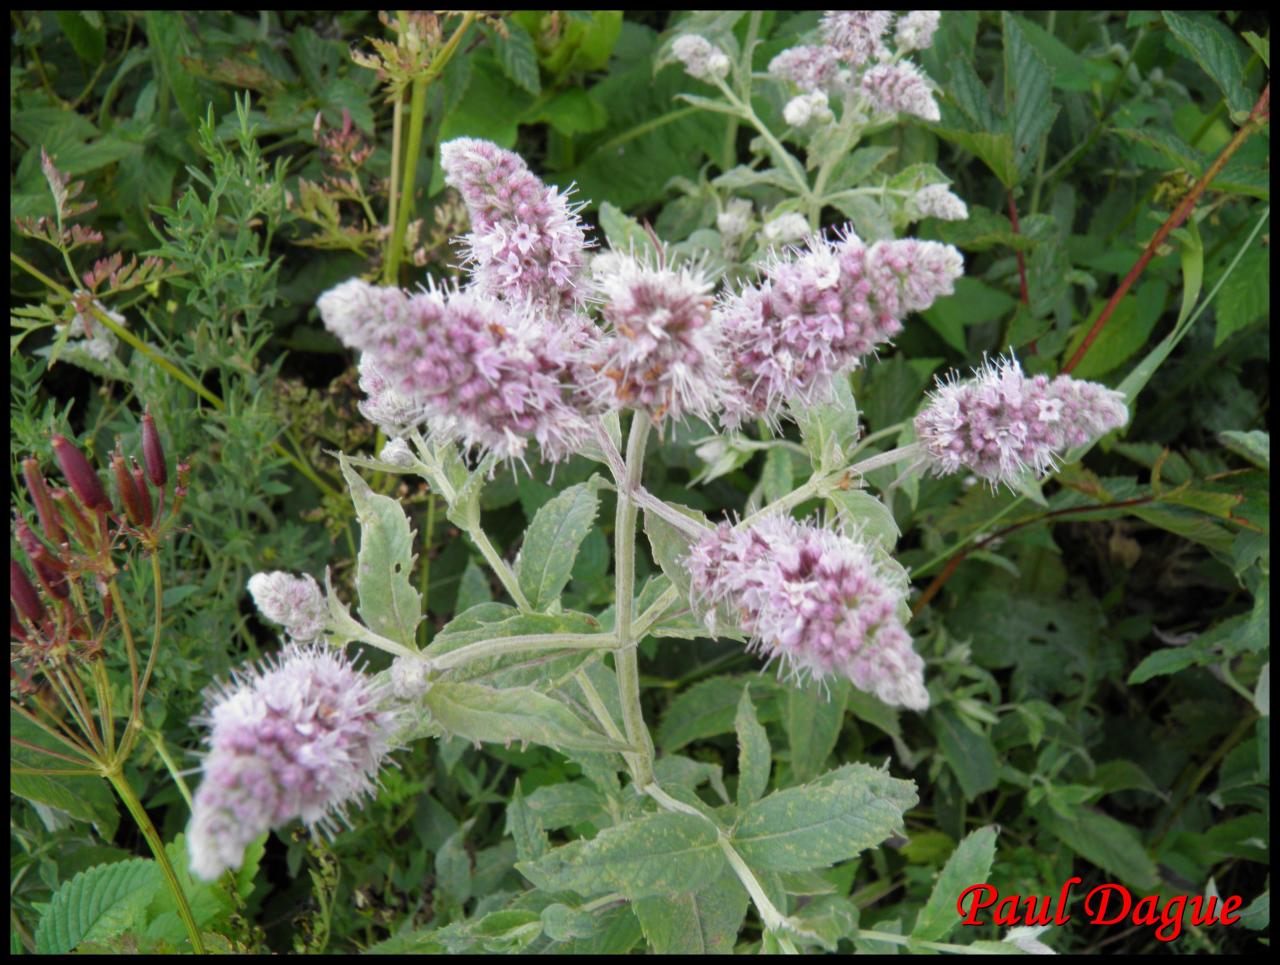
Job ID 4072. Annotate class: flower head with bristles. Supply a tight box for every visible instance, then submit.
[819,10,893,68]
[860,60,940,122]
[895,10,941,52]
[717,229,963,427]
[915,356,1129,485]
[186,643,399,880]
[439,137,589,310]
[590,253,728,424]
[686,517,928,709]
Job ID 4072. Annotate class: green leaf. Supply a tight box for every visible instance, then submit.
[1002,13,1058,181]
[424,680,625,752]
[658,675,782,751]
[597,200,653,256]
[933,204,1037,253]
[506,781,549,862]
[786,679,850,783]
[524,780,608,830]
[1038,806,1159,891]
[1162,12,1256,121]
[633,873,749,953]
[761,447,794,505]
[142,12,203,127]
[35,859,163,954]
[431,55,530,194]
[913,827,998,942]
[1241,31,1270,69]
[1127,645,1212,684]
[791,894,861,951]
[530,88,608,137]
[56,12,106,64]
[1214,246,1269,346]
[1066,279,1170,380]
[730,764,918,872]
[339,455,422,647]
[642,501,712,601]
[921,276,1017,351]
[518,811,725,899]
[516,477,602,611]
[735,686,772,807]
[1218,430,1270,471]
[828,489,900,550]
[489,20,540,95]
[792,375,860,471]
[930,706,999,801]
[455,558,494,612]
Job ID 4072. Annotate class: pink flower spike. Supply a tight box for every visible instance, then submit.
[186,643,399,880]
[439,138,589,310]
[914,356,1129,485]
[686,517,928,709]
[860,61,940,122]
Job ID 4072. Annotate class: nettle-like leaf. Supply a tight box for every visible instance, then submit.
[424,680,627,754]
[36,858,163,954]
[728,763,918,872]
[516,476,603,611]
[339,454,421,647]
[517,810,725,900]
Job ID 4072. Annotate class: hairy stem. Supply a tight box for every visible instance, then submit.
[613,416,655,786]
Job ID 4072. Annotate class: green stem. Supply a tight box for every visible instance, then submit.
[613,416,655,786]
[428,632,616,674]
[853,929,992,954]
[385,73,427,284]
[108,770,205,953]
[808,92,865,228]
[711,77,810,199]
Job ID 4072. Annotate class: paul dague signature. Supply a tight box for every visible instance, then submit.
[957,877,1245,942]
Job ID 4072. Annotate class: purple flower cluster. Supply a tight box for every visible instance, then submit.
[247,571,327,643]
[187,644,398,880]
[686,517,928,709]
[717,233,963,426]
[915,356,1129,484]
[322,280,593,462]
[439,137,587,311]
[591,255,727,423]
[768,10,942,123]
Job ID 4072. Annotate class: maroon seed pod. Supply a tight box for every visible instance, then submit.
[142,407,167,488]
[52,434,111,512]
[130,462,154,528]
[10,559,46,626]
[111,450,146,527]
[22,457,64,546]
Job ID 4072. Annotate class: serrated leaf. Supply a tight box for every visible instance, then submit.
[1214,246,1269,347]
[730,763,918,872]
[518,811,725,899]
[524,780,608,830]
[1162,12,1255,121]
[735,686,772,807]
[1002,12,1058,181]
[829,488,900,550]
[339,455,421,647]
[913,827,998,942]
[424,680,625,752]
[35,858,163,954]
[633,872,749,953]
[506,781,549,862]
[490,20,540,95]
[516,478,602,611]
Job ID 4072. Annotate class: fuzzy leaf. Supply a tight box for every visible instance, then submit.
[632,873,749,953]
[516,477,602,611]
[730,764,918,872]
[518,811,724,899]
[424,680,626,753]
[339,455,421,647]
[786,679,850,783]
[735,686,772,807]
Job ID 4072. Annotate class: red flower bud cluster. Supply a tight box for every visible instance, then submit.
[10,407,188,683]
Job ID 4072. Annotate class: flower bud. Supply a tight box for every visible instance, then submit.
[130,463,154,528]
[22,458,64,546]
[14,517,67,599]
[111,450,147,527]
[142,407,167,488]
[52,434,110,512]
[10,559,46,627]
